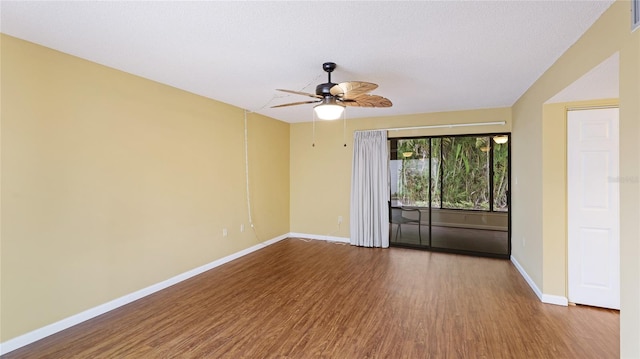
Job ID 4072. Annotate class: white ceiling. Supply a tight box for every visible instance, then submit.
[0,1,615,123]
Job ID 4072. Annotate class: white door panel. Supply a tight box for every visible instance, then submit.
[568,108,619,310]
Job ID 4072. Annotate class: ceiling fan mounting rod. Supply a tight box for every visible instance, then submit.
[322,62,336,83]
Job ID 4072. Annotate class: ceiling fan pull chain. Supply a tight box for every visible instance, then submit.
[343,109,347,147]
[312,113,316,147]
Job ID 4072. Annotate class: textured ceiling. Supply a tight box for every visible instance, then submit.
[1,1,615,123]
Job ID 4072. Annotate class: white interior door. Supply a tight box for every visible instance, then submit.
[568,107,620,310]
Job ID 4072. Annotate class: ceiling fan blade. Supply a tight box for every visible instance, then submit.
[340,94,392,108]
[276,89,322,99]
[271,100,321,108]
[330,81,378,98]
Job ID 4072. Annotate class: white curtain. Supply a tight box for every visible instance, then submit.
[350,130,389,248]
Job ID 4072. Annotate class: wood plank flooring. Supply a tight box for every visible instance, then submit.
[3,238,619,358]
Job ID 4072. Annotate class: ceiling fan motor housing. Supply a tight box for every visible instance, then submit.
[316,82,337,97]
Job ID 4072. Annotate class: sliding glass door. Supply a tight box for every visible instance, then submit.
[389,134,510,258]
[390,138,432,246]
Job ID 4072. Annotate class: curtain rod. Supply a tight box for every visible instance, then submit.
[355,121,506,133]
[566,105,618,111]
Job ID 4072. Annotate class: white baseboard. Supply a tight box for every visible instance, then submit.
[510,255,543,300]
[288,232,350,243]
[510,255,568,307]
[0,234,288,356]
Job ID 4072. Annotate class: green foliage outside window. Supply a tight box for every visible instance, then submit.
[493,142,509,211]
[441,136,490,210]
[391,135,508,211]
[395,139,430,206]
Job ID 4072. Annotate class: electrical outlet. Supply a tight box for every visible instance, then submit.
[223,228,228,237]
[522,236,526,247]
[338,216,343,224]
[240,224,245,232]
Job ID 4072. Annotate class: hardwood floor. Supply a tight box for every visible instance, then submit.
[3,238,619,358]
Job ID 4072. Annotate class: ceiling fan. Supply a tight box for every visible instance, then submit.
[271,62,392,120]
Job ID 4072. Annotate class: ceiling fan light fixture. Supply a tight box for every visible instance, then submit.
[313,97,345,120]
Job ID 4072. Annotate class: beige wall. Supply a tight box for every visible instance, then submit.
[511,1,639,356]
[290,108,511,238]
[0,35,290,341]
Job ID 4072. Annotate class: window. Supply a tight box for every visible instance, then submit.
[493,139,509,211]
[390,134,509,212]
[390,138,430,207]
[441,136,490,210]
